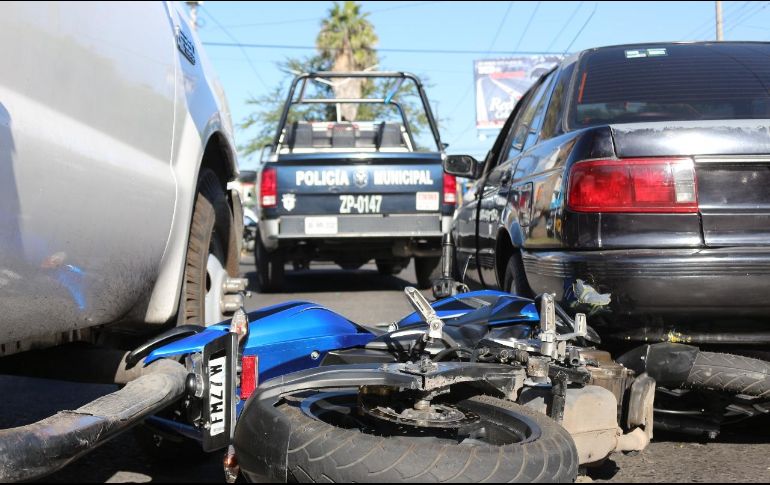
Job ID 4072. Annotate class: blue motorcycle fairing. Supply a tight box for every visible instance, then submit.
[144,324,229,364]
[396,290,539,328]
[142,292,542,447]
[145,301,375,384]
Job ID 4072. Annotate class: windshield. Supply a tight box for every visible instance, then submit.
[570,43,770,128]
[276,74,440,153]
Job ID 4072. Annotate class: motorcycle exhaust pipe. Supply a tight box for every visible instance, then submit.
[0,358,188,482]
[617,343,700,389]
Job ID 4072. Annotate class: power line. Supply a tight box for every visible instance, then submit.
[546,1,584,52]
[202,41,564,57]
[200,7,271,91]
[513,1,542,52]
[681,1,739,40]
[486,1,516,51]
[684,0,750,41]
[562,2,598,54]
[443,1,516,124]
[726,1,770,34]
[725,1,754,23]
[211,1,444,30]
[699,0,751,38]
[725,2,755,33]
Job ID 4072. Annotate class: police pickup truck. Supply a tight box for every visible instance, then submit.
[255,72,455,291]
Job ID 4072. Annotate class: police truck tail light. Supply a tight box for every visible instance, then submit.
[240,355,258,400]
[260,168,277,208]
[443,174,457,205]
[567,158,697,213]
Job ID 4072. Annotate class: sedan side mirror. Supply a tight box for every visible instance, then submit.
[443,154,482,180]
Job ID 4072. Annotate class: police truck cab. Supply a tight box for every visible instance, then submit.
[255,72,454,291]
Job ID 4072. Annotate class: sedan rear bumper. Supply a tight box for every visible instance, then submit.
[522,248,770,323]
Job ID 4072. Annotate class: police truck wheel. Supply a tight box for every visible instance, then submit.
[376,258,407,276]
[414,256,441,289]
[255,234,284,292]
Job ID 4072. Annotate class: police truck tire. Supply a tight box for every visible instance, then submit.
[255,235,284,293]
[376,258,407,276]
[414,256,441,289]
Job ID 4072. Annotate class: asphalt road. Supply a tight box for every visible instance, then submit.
[1,256,768,482]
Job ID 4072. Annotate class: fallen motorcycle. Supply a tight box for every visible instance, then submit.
[140,287,655,482]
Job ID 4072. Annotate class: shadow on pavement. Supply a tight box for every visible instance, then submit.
[244,266,419,295]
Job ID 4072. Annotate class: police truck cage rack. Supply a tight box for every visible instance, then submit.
[267,71,445,158]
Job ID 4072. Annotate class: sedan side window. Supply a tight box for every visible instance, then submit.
[507,73,556,157]
[524,73,557,149]
[540,63,575,140]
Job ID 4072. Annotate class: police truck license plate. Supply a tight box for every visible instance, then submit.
[208,356,227,436]
[305,216,338,235]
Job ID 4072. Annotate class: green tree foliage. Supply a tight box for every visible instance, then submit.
[238,1,437,158]
[239,55,330,156]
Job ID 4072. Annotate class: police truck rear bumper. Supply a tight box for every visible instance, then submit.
[260,215,452,243]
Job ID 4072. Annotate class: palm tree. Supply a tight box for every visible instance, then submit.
[316,1,378,120]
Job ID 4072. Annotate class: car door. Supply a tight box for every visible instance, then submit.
[454,96,523,287]
[0,3,177,342]
[477,73,557,288]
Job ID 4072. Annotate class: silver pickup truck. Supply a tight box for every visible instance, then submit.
[0,2,243,356]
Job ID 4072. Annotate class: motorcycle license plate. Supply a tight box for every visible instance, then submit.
[202,332,237,452]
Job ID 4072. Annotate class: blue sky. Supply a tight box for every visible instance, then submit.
[193,1,770,169]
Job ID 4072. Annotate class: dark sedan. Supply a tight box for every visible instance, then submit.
[445,42,770,339]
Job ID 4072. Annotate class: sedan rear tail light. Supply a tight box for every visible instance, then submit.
[260,168,277,208]
[567,158,697,213]
[443,173,457,205]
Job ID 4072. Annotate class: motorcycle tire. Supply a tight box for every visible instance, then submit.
[686,351,770,397]
[237,392,578,483]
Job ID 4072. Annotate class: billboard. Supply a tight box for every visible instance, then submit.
[474,56,563,129]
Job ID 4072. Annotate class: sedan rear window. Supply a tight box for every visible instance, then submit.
[571,43,770,128]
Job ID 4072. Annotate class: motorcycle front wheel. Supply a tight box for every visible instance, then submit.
[237,391,578,483]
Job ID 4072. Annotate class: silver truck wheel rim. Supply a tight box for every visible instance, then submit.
[205,254,227,325]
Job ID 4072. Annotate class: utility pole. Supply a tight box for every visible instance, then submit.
[186,1,203,32]
[716,0,724,41]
